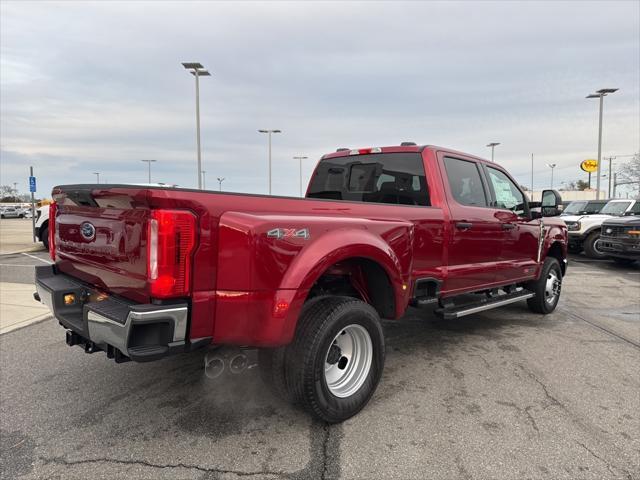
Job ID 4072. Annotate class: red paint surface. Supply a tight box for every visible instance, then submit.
[51,145,567,347]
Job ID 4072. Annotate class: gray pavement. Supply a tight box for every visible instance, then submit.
[1,256,639,479]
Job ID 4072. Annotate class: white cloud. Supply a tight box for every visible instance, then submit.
[1,0,638,197]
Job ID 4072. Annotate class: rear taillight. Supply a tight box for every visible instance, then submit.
[146,209,196,298]
[49,202,57,261]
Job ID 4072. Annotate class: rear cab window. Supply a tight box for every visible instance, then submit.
[307,153,430,206]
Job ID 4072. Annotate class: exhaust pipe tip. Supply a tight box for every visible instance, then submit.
[204,353,225,379]
[229,353,248,374]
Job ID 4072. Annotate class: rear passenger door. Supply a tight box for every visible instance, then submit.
[483,165,540,283]
[441,156,502,293]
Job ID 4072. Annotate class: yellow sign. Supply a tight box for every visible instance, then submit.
[580,159,598,173]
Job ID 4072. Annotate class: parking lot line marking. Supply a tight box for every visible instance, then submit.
[561,308,640,350]
[21,252,52,265]
[0,264,39,267]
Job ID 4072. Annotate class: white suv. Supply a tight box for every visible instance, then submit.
[34,205,50,249]
[563,199,640,258]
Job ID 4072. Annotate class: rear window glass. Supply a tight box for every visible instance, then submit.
[307,153,430,206]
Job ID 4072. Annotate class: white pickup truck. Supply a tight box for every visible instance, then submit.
[563,199,640,258]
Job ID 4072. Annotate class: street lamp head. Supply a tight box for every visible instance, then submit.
[141,159,157,163]
[182,62,204,70]
[258,129,282,134]
[546,163,556,168]
[486,142,500,147]
[272,129,282,134]
[258,129,268,133]
[586,94,601,98]
[190,70,211,76]
[596,88,618,94]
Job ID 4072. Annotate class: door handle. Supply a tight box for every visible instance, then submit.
[501,223,516,230]
[455,222,473,230]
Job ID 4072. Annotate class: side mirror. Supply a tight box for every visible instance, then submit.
[541,189,562,217]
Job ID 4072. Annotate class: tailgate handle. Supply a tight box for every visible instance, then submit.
[455,222,473,230]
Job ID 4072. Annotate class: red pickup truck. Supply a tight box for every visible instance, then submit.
[35,144,567,422]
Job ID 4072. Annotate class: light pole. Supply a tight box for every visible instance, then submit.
[586,88,618,199]
[202,170,206,189]
[293,156,309,197]
[546,163,556,189]
[93,172,100,183]
[258,129,282,195]
[486,142,500,162]
[141,159,156,183]
[182,62,211,189]
[217,177,225,191]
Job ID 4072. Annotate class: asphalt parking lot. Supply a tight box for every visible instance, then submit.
[1,252,638,480]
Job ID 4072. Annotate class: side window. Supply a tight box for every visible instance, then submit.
[443,157,488,207]
[486,167,526,216]
[629,202,640,215]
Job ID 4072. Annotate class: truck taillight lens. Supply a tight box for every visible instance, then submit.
[49,202,57,261]
[147,209,197,298]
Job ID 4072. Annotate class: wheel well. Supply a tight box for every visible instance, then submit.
[547,242,566,276]
[307,258,395,319]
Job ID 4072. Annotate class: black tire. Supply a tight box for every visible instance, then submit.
[285,296,385,423]
[583,231,607,259]
[526,257,562,314]
[613,258,636,266]
[41,226,50,250]
[258,296,333,403]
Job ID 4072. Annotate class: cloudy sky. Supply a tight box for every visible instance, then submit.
[1,1,639,198]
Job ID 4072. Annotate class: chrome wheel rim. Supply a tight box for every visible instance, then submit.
[324,324,373,398]
[545,270,561,305]
[593,238,605,255]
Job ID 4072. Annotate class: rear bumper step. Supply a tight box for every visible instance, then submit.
[34,265,210,362]
[436,290,535,320]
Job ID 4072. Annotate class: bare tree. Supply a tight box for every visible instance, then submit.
[617,153,640,195]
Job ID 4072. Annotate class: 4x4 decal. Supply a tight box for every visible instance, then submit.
[267,228,310,240]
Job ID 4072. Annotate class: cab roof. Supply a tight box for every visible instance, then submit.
[321,144,491,165]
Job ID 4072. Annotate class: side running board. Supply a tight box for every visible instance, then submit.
[436,290,535,320]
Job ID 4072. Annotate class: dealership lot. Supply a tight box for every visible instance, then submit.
[1,253,638,480]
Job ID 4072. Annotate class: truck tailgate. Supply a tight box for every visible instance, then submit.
[54,192,150,303]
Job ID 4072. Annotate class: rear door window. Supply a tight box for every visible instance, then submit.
[443,157,488,207]
[307,153,430,206]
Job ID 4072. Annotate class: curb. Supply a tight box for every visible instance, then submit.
[0,244,46,256]
[0,312,52,335]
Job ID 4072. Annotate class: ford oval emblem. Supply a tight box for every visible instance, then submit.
[80,222,96,241]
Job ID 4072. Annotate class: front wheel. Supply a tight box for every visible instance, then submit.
[526,257,563,314]
[286,296,385,423]
[584,231,607,259]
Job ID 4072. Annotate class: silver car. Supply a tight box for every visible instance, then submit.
[1,207,25,218]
